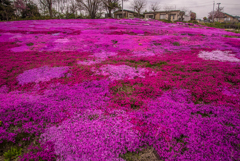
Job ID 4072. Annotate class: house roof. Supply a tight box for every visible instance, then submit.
[224,13,238,18]
[113,9,136,13]
[143,10,181,14]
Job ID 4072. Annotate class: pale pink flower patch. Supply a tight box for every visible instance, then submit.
[17,66,70,85]
[198,50,240,62]
[91,64,156,81]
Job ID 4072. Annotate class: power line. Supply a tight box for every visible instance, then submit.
[223,4,240,5]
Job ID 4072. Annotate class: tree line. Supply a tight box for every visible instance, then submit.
[1,0,197,21]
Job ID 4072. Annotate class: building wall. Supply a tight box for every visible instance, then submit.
[160,11,180,21]
[114,11,127,18]
[159,13,167,20]
[184,15,191,21]
[128,12,134,18]
[114,11,138,19]
[155,13,160,20]
[214,14,239,23]
[145,14,154,18]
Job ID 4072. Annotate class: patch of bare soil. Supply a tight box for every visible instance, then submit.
[119,145,162,161]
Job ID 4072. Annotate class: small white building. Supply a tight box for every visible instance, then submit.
[183,15,191,21]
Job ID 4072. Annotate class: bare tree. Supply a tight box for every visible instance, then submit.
[208,7,224,22]
[59,0,67,14]
[102,0,120,18]
[75,0,102,19]
[96,2,105,18]
[131,0,146,18]
[37,0,47,16]
[179,7,188,21]
[215,6,224,22]
[69,0,78,17]
[39,0,55,18]
[75,0,84,16]
[208,11,214,21]
[149,2,160,19]
[13,0,27,17]
[190,11,196,20]
[164,5,175,21]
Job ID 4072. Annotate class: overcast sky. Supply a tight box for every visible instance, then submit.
[123,0,240,19]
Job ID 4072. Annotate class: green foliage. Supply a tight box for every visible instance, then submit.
[146,61,168,68]
[0,0,16,21]
[112,40,118,44]
[26,43,34,46]
[153,42,161,46]
[159,19,173,23]
[191,111,213,118]
[88,114,99,120]
[173,42,180,46]
[188,20,198,24]
[65,13,75,19]
[3,147,22,161]
[121,151,141,161]
[119,147,141,161]
[222,35,239,38]
[21,2,40,19]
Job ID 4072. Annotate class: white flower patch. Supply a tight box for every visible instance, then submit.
[198,50,240,62]
[17,66,70,85]
[91,65,155,81]
[77,59,102,65]
[92,51,118,60]
[54,38,69,43]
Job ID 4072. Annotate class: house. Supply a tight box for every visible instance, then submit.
[113,9,143,19]
[143,10,186,21]
[235,16,240,22]
[214,13,239,23]
[183,15,191,21]
[105,13,114,18]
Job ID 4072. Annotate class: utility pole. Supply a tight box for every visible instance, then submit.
[122,0,123,18]
[212,1,215,23]
[217,3,221,22]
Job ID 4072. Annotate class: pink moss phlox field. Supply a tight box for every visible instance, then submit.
[0,80,110,144]
[40,108,140,161]
[0,19,240,160]
[127,89,240,160]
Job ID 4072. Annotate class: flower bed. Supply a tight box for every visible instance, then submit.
[0,18,240,161]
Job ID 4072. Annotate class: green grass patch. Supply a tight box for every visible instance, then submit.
[191,111,214,118]
[222,35,239,38]
[88,114,99,120]
[153,42,161,46]
[111,40,118,44]
[146,61,168,68]
[173,42,180,46]
[26,43,34,46]
[120,150,141,161]
[3,147,22,161]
